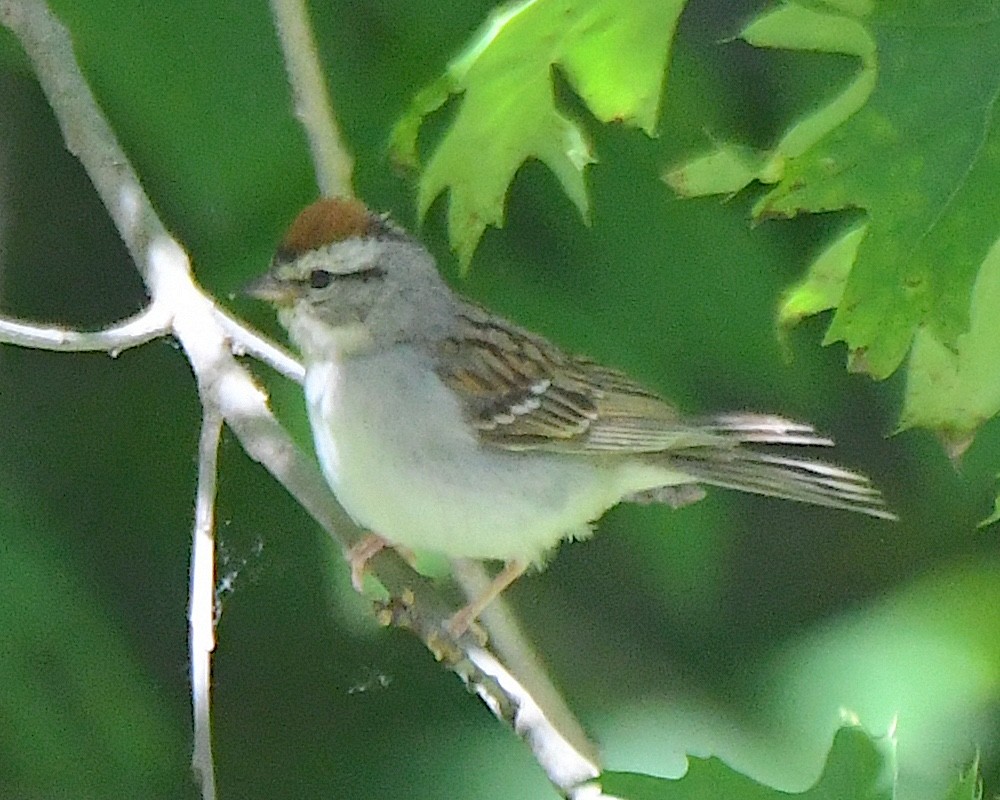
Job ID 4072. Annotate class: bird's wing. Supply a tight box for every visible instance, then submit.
[435,303,716,454]
[434,303,895,520]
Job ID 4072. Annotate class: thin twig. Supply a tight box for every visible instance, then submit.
[212,306,305,384]
[268,0,354,197]
[0,3,166,275]
[189,410,223,800]
[0,304,170,353]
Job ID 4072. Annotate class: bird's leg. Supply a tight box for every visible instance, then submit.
[347,534,389,591]
[448,559,528,637]
[347,534,419,591]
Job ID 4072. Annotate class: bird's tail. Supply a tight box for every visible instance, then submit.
[663,413,896,520]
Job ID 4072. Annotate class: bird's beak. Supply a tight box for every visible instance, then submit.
[242,273,298,305]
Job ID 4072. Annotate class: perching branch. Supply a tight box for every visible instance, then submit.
[452,559,601,769]
[0,1,608,798]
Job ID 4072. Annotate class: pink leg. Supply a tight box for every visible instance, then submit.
[347,534,391,591]
[347,534,418,591]
[448,559,528,637]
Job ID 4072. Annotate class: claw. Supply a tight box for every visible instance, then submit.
[347,534,391,591]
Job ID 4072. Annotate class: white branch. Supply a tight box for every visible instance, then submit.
[0,304,170,353]
[212,306,305,384]
[464,647,605,800]
[189,410,222,800]
[268,0,354,197]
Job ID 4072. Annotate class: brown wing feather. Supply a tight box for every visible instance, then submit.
[436,303,707,453]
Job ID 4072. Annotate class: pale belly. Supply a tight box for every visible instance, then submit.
[303,348,629,563]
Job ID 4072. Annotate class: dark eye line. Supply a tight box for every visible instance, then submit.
[306,266,385,289]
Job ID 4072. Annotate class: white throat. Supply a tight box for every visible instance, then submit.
[279,305,375,360]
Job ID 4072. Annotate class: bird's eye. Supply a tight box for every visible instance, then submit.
[308,269,333,289]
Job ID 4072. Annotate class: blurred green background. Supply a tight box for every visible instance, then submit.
[0,1,997,798]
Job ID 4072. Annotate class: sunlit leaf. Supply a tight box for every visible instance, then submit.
[602,725,895,800]
[391,0,685,266]
[900,236,1000,460]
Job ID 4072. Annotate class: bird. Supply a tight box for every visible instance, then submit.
[246,197,894,634]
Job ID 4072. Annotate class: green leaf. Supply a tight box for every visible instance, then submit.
[943,754,983,800]
[602,725,896,800]
[662,142,765,198]
[778,221,868,330]
[979,485,1000,529]
[757,563,1000,796]
[762,3,1000,381]
[390,0,686,266]
[669,0,1000,449]
[900,236,1000,459]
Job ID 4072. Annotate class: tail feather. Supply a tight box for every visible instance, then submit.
[698,414,834,446]
[663,413,895,521]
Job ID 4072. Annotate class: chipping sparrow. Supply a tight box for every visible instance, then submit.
[247,198,894,633]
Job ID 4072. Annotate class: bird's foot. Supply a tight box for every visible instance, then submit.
[447,559,528,638]
[347,534,416,591]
